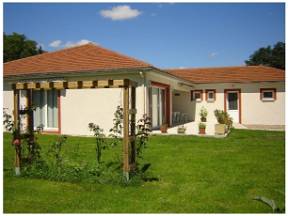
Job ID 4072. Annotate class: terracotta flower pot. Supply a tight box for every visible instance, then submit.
[160,124,168,133]
[199,128,206,135]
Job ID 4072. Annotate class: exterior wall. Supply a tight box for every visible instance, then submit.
[172,90,195,121]
[3,72,285,137]
[145,71,193,126]
[3,72,147,136]
[193,81,285,125]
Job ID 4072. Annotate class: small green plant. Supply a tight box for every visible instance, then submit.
[214,109,233,130]
[199,122,206,129]
[253,196,285,213]
[136,114,152,159]
[88,123,107,165]
[48,135,67,173]
[200,106,208,122]
[109,105,123,147]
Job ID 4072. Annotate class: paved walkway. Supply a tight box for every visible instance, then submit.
[235,124,285,131]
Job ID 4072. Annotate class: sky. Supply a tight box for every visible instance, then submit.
[3,3,285,69]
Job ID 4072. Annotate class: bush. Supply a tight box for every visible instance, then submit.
[214,109,233,130]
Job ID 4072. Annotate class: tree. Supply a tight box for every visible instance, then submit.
[4,32,45,62]
[245,42,285,69]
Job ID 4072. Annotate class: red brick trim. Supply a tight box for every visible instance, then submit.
[260,88,276,101]
[205,89,216,101]
[224,89,242,124]
[151,81,171,126]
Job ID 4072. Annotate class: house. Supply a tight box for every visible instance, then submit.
[3,43,285,136]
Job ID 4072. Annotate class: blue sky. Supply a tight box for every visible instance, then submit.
[4,3,285,68]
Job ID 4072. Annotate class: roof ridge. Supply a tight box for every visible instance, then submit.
[165,65,284,71]
[4,43,96,65]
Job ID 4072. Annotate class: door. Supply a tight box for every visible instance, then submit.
[226,91,239,123]
[151,87,166,129]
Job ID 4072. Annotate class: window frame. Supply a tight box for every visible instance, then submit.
[205,89,216,102]
[191,90,203,102]
[260,88,276,102]
[32,89,61,133]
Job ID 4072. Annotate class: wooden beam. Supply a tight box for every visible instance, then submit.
[27,82,36,89]
[98,80,109,88]
[130,86,136,171]
[52,81,64,89]
[82,81,94,88]
[15,83,24,90]
[39,82,51,89]
[13,89,21,176]
[66,81,78,89]
[123,86,130,180]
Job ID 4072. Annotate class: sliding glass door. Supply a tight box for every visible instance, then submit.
[150,87,166,129]
[32,90,58,130]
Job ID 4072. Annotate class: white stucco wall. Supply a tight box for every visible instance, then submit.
[3,74,285,137]
[192,81,285,125]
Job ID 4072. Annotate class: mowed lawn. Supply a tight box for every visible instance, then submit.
[3,129,285,213]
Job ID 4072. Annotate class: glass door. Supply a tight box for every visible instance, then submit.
[151,87,166,129]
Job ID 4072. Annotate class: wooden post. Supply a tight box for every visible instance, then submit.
[130,86,136,171]
[27,89,35,161]
[13,89,21,176]
[123,85,130,180]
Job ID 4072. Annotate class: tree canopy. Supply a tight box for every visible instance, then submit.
[245,42,285,69]
[4,32,45,63]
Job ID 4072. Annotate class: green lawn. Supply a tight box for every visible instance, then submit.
[3,129,285,213]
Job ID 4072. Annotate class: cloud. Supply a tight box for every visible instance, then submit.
[49,40,62,48]
[100,5,141,21]
[208,52,218,58]
[64,39,95,48]
[150,13,157,17]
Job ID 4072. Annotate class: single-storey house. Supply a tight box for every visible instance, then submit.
[3,43,285,136]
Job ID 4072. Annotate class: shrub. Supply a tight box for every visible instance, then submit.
[214,109,233,129]
[199,106,208,122]
[198,122,206,129]
[88,123,107,165]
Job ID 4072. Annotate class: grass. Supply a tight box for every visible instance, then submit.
[3,129,285,213]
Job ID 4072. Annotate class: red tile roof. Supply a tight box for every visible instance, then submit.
[4,43,152,77]
[166,66,285,83]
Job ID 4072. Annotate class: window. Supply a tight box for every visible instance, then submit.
[205,89,216,102]
[191,90,203,102]
[260,88,276,101]
[32,89,59,130]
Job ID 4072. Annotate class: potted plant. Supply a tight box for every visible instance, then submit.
[177,125,186,134]
[160,123,168,133]
[200,106,208,122]
[198,122,206,135]
[214,110,233,135]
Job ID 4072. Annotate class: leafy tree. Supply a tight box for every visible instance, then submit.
[4,32,45,62]
[245,42,285,69]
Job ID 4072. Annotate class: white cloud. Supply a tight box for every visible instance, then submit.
[150,13,157,17]
[49,40,62,48]
[208,52,218,58]
[64,39,95,48]
[100,5,141,21]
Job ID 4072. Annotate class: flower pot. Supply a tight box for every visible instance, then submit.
[199,128,206,135]
[177,128,186,134]
[160,124,168,133]
[215,124,226,135]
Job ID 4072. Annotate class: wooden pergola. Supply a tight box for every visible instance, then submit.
[12,78,137,180]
